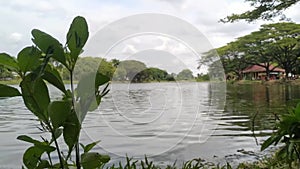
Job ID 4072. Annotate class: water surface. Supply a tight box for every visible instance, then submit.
[0,82,300,168]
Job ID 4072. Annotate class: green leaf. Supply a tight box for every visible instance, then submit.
[37,160,51,169]
[84,140,101,153]
[0,53,19,71]
[48,101,71,129]
[95,72,110,87]
[63,112,81,149]
[0,84,21,97]
[17,135,56,153]
[17,135,40,144]
[76,72,96,122]
[42,64,66,93]
[81,152,110,169]
[31,29,67,67]
[20,74,50,121]
[76,72,95,99]
[75,72,110,122]
[261,134,282,151]
[17,46,41,73]
[88,95,101,112]
[67,16,89,62]
[35,144,56,153]
[50,128,63,144]
[23,146,44,169]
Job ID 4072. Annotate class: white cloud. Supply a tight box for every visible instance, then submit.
[0,0,299,57]
[9,32,23,43]
[121,44,138,55]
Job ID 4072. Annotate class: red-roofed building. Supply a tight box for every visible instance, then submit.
[242,65,285,80]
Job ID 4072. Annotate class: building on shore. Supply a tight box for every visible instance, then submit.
[242,64,285,80]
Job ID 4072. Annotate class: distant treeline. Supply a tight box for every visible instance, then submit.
[60,57,200,82]
[0,56,209,82]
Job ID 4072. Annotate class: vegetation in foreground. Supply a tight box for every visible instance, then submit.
[0,16,112,169]
[86,155,300,169]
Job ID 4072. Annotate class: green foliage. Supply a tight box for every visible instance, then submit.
[132,67,170,83]
[43,64,67,93]
[195,74,209,82]
[67,16,89,65]
[107,156,234,169]
[71,58,177,83]
[0,53,19,71]
[72,57,115,80]
[0,83,21,97]
[17,46,41,73]
[221,0,300,23]
[20,75,50,122]
[48,101,72,129]
[201,22,300,80]
[0,16,111,168]
[118,60,147,80]
[261,102,300,166]
[176,69,194,80]
[0,65,14,80]
[31,29,67,67]
[81,152,110,169]
[80,140,101,153]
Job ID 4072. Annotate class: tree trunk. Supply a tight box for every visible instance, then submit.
[265,69,270,81]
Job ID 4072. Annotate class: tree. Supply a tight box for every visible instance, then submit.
[264,22,300,78]
[118,60,147,80]
[0,65,13,80]
[132,67,169,82]
[237,22,300,79]
[176,69,194,80]
[202,22,300,80]
[98,58,115,78]
[221,0,300,23]
[72,57,115,80]
[196,73,209,82]
[111,58,120,67]
[217,43,249,80]
[234,29,280,80]
[200,44,248,80]
[113,66,127,81]
[242,23,300,79]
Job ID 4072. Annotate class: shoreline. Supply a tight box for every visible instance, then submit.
[228,79,300,85]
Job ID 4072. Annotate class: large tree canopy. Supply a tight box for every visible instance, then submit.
[201,22,300,79]
[221,0,299,23]
[117,60,147,80]
[132,67,170,83]
[176,69,194,80]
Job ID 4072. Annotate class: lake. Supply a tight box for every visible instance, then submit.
[1,82,300,168]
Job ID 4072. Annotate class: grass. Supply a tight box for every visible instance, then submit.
[107,157,233,169]
[104,154,300,169]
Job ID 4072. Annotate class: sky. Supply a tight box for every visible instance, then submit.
[1,0,300,75]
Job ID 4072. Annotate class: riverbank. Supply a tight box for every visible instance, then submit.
[0,79,207,85]
[229,79,300,85]
[0,79,78,85]
[0,79,21,85]
[105,153,299,169]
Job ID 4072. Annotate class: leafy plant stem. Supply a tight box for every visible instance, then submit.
[48,123,64,168]
[47,152,53,166]
[70,69,81,169]
[75,142,80,169]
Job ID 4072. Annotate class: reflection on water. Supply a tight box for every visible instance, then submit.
[0,83,300,167]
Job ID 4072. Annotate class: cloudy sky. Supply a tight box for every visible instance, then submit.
[1,0,300,75]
